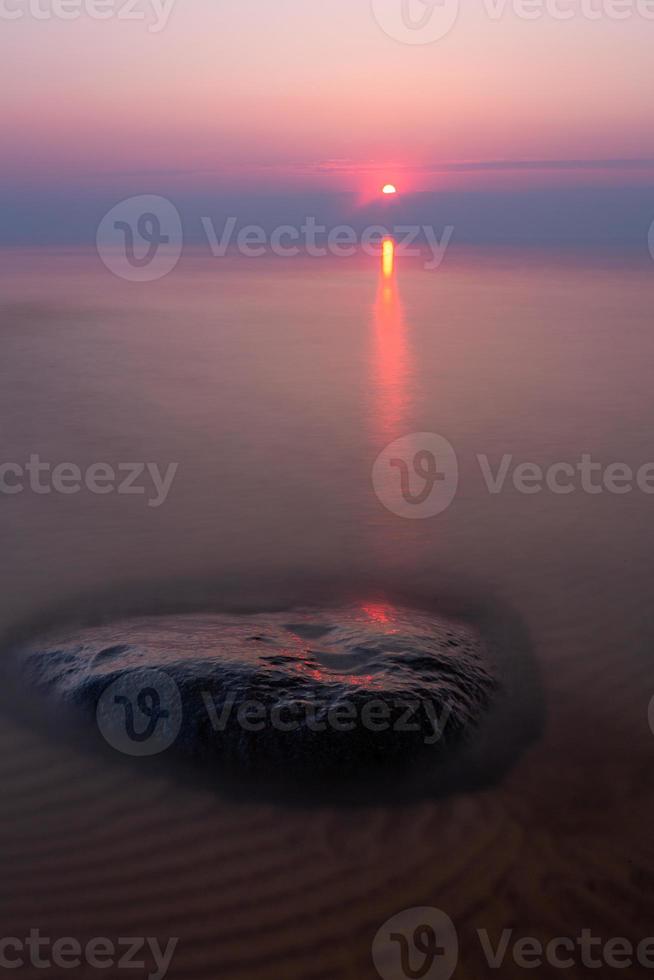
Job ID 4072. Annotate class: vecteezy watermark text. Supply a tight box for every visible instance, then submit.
[96,195,454,281]
[201,216,453,270]
[0,456,178,508]
[372,0,654,46]
[0,0,176,31]
[97,668,454,756]
[373,433,654,519]
[0,931,178,979]
[373,907,654,979]
[202,691,452,745]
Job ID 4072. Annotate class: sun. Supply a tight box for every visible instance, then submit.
[382,184,397,195]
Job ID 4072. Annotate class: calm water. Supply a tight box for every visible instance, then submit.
[2,246,654,978]
[1,246,653,649]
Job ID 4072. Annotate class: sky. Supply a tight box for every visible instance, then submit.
[1,0,654,244]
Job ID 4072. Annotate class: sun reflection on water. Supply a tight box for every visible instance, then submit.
[371,237,410,441]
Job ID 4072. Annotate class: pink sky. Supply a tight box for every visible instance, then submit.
[2,0,653,194]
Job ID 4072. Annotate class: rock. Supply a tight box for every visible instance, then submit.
[10,600,537,799]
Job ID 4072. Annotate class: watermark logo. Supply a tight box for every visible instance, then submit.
[97,669,183,756]
[648,219,654,263]
[0,0,177,32]
[648,694,654,737]
[372,433,459,519]
[0,456,178,508]
[371,0,460,44]
[0,930,178,979]
[202,217,453,270]
[97,195,183,282]
[373,435,654,519]
[372,907,459,980]
[96,201,453,276]
[374,908,654,972]
[372,0,654,44]
[202,691,452,745]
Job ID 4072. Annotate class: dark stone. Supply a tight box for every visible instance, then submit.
[8,596,542,800]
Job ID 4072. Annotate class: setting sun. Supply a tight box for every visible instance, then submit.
[382,184,397,195]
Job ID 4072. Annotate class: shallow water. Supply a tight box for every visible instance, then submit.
[1,246,653,977]
[2,247,654,633]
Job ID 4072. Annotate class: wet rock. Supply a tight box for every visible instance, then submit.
[11,601,531,798]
